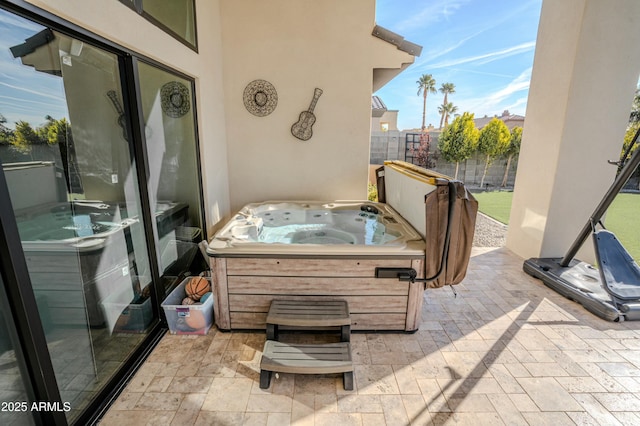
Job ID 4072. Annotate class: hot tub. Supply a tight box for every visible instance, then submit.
[208,201,424,255]
[205,201,428,332]
[17,201,188,327]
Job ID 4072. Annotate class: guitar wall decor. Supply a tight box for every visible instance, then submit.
[291,88,323,141]
[107,90,129,142]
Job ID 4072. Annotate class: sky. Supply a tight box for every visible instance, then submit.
[0,10,68,128]
[374,0,543,130]
[0,2,542,131]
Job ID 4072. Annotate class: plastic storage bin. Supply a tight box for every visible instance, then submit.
[101,282,153,334]
[161,277,214,335]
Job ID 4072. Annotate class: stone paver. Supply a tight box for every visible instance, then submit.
[101,247,640,425]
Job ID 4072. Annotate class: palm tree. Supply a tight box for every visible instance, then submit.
[438,83,456,129]
[438,102,458,127]
[416,74,437,131]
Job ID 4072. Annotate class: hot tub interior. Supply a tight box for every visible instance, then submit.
[214,202,420,248]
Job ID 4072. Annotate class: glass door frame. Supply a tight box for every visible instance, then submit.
[0,164,66,425]
[0,1,206,424]
[130,56,206,284]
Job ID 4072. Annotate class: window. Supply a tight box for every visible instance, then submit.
[120,0,197,50]
[1,16,157,422]
[0,5,204,423]
[380,122,389,132]
[136,61,205,295]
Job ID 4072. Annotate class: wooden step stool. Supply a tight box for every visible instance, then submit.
[266,299,351,342]
[260,340,354,390]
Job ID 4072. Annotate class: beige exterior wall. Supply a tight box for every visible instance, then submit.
[219,0,414,211]
[26,0,230,237]
[507,0,640,262]
[372,110,399,132]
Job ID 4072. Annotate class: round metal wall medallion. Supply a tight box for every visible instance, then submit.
[243,79,278,117]
[161,81,191,118]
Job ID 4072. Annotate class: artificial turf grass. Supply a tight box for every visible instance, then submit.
[473,191,513,225]
[474,191,640,261]
[604,193,640,262]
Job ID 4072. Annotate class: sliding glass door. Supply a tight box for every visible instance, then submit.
[1,10,155,423]
[0,275,35,426]
[137,61,204,296]
[0,4,206,422]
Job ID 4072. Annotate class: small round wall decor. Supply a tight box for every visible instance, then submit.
[161,81,191,118]
[243,79,278,117]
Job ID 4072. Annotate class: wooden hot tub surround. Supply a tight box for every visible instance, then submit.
[209,255,426,332]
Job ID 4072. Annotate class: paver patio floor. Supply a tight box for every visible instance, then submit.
[101,247,640,425]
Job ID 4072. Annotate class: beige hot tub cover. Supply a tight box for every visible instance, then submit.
[377,161,478,287]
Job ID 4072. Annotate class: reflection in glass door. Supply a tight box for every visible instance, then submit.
[0,10,155,422]
[137,62,204,296]
[0,275,35,426]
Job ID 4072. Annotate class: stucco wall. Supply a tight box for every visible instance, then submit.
[372,110,399,132]
[26,0,231,236]
[507,0,640,262]
[219,0,413,211]
[24,0,414,227]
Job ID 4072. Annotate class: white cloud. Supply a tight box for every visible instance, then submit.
[394,0,472,32]
[504,97,529,113]
[0,71,19,82]
[446,68,516,79]
[486,68,532,102]
[0,94,63,109]
[0,12,42,32]
[0,81,65,102]
[413,29,489,72]
[427,42,536,70]
[456,67,532,115]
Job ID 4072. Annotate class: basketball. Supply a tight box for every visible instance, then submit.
[182,297,196,305]
[185,276,210,300]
